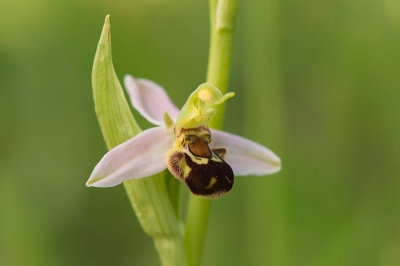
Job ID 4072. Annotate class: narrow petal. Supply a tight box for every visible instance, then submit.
[210,129,281,176]
[87,127,174,187]
[124,75,180,125]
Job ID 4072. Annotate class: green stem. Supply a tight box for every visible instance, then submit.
[184,196,211,266]
[184,1,238,266]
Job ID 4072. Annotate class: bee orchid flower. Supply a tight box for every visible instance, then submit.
[86,75,281,198]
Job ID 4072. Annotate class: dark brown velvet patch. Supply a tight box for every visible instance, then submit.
[183,153,234,198]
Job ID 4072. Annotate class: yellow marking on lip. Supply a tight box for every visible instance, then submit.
[183,164,192,178]
[211,156,222,162]
[186,152,209,164]
[224,176,232,184]
[206,177,217,189]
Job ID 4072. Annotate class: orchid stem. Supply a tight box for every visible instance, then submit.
[184,1,238,266]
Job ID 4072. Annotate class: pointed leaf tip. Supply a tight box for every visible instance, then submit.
[99,15,111,47]
[92,14,141,149]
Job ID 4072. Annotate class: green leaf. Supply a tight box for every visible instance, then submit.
[91,15,185,266]
[92,15,141,148]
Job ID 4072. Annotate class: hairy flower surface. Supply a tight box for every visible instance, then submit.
[87,75,281,198]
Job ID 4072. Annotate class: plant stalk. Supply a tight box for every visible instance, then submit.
[184,1,238,266]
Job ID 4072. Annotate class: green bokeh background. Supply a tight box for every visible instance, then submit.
[1,0,399,265]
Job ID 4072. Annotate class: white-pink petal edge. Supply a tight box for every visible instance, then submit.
[210,129,281,176]
[87,127,174,187]
[124,75,180,125]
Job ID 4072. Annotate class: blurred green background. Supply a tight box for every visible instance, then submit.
[1,0,399,265]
